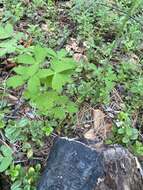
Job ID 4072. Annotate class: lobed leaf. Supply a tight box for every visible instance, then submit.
[0,23,13,40]
[34,45,47,63]
[17,54,36,65]
[7,75,25,88]
[0,156,13,172]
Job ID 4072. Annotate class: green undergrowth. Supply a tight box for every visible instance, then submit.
[0,0,143,189]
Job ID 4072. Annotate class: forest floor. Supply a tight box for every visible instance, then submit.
[0,0,143,189]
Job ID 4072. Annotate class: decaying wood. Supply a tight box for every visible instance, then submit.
[38,138,143,190]
[95,146,143,190]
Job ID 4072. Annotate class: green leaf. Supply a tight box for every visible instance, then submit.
[26,65,39,77]
[11,181,22,190]
[27,75,40,94]
[52,73,71,91]
[34,93,54,111]
[132,141,143,156]
[43,76,53,87]
[1,145,12,157]
[42,126,53,136]
[4,23,13,38]
[17,54,36,65]
[125,127,133,137]
[0,24,23,57]
[27,149,33,159]
[117,128,125,134]
[34,91,58,111]
[135,141,142,147]
[51,58,76,73]
[0,120,5,129]
[130,128,138,140]
[88,63,97,71]
[66,102,78,114]
[37,69,54,78]
[18,118,29,127]
[52,73,62,91]
[105,139,113,145]
[7,75,25,88]
[56,96,69,105]
[53,107,66,119]
[5,126,21,143]
[0,156,12,172]
[46,48,57,57]
[13,66,27,75]
[34,45,47,63]
[57,49,68,58]
[0,145,13,172]
[0,49,7,57]
[0,23,13,39]
[14,65,39,80]
[122,136,130,144]
[0,39,17,56]
[0,156,3,162]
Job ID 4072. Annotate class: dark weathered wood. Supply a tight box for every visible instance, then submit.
[95,146,143,190]
[37,138,143,190]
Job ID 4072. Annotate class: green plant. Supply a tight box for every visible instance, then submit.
[68,60,117,105]
[132,141,143,156]
[6,164,41,190]
[1,1,143,189]
[70,0,119,50]
[117,59,143,110]
[0,145,13,172]
[4,118,55,158]
[0,23,23,57]
[119,0,142,34]
[7,46,78,118]
[109,111,143,156]
[32,0,47,8]
[2,0,25,22]
[117,125,138,144]
[0,114,5,129]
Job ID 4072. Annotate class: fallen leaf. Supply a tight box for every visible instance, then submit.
[93,109,105,130]
[84,109,112,141]
[84,128,96,140]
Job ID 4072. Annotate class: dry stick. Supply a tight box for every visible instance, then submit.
[0,137,11,148]
[139,132,143,142]
[14,157,45,164]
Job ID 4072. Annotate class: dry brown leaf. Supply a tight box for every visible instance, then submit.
[93,109,105,130]
[24,38,33,48]
[66,38,79,52]
[84,128,96,140]
[73,53,87,62]
[66,38,87,61]
[84,109,112,141]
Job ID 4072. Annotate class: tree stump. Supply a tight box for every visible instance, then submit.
[37,138,143,190]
